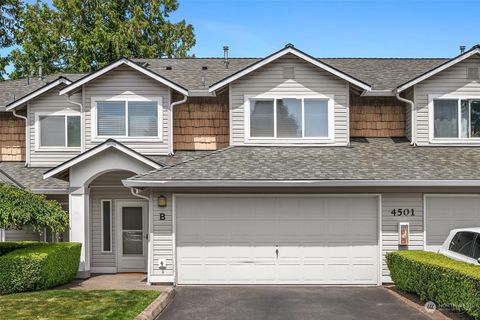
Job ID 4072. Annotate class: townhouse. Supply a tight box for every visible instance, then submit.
[1,44,480,285]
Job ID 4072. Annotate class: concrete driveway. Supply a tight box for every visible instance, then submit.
[159,286,430,320]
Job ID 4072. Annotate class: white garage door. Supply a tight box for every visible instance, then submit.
[426,195,480,251]
[176,195,379,285]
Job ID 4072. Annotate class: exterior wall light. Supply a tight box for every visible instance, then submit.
[158,195,167,207]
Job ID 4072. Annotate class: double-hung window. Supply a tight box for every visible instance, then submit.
[248,97,332,142]
[432,98,480,140]
[37,113,81,149]
[94,98,161,140]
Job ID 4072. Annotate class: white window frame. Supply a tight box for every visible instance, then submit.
[101,200,113,254]
[428,94,480,144]
[35,110,82,151]
[91,95,163,142]
[244,94,335,144]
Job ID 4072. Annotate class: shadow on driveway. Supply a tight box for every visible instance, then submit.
[159,286,431,320]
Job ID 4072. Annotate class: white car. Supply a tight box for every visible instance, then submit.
[439,228,480,265]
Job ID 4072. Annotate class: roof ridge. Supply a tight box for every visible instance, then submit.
[130,146,235,179]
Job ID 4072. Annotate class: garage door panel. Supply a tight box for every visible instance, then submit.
[176,196,379,285]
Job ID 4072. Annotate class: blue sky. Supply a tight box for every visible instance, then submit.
[2,0,479,75]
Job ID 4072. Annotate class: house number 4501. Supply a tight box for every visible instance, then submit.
[390,208,415,217]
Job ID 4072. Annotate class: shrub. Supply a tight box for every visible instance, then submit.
[0,183,68,233]
[386,250,480,318]
[0,241,45,256]
[0,242,81,294]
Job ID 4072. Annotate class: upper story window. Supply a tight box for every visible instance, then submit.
[92,97,162,140]
[246,96,333,143]
[432,98,480,140]
[36,113,81,149]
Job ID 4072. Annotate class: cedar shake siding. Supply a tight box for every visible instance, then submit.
[350,95,406,137]
[173,91,229,151]
[0,112,25,161]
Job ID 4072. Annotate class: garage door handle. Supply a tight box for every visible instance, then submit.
[275,248,279,258]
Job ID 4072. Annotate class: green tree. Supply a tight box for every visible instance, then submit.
[8,0,195,79]
[0,0,21,80]
[0,183,68,233]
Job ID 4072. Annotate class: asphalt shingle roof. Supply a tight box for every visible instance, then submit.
[128,138,480,182]
[0,162,69,192]
[0,73,86,108]
[0,56,450,107]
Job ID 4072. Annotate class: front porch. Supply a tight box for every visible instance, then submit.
[58,273,167,291]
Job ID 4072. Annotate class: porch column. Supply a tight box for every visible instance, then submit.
[69,186,90,278]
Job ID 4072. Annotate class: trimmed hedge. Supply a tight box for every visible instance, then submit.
[0,241,45,256]
[386,250,480,318]
[0,242,81,294]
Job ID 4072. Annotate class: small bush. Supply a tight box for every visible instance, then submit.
[386,250,480,318]
[0,242,81,294]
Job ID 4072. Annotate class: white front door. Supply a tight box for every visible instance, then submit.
[176,195,379,285]
[116,200,148,272]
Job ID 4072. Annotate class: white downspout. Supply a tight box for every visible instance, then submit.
[169,93,188,155]
[130,187,149,201]
[12,109,29,166]
[396,92,416,146]
[130,187,153,285]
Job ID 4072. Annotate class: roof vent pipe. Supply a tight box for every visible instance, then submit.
[460,45,466,54]
[223,46,229,69]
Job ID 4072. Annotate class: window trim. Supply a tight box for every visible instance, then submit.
[244,94,335,144]
[34,111,82,151]
[428,94,480,144]
[101,200,113,254]
[91,95,163,142]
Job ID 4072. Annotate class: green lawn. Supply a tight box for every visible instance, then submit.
[0,289,160,320]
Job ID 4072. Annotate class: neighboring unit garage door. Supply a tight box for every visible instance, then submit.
[176,195,379,285]
[426,195,480,251]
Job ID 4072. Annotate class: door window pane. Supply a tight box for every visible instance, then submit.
[122,207,143,255]
[250,100,274,137]
[102,201,111,252]
[434,99,458,138]
[304,99,328,137]
[40,116,65,147]
[277,98,302,138]
[97,101,126,136]
[67,116,81,147]
[449,232,475,257]
[128,101,158,136]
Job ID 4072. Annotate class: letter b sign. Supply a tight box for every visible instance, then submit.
[159,213,166,221]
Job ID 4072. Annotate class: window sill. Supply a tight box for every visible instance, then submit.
[245,138,335,144]
[430,138,480,145]
[92,137,163,143]
[35,147,81,152]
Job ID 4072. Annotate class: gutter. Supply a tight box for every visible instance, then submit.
[169,93,188,155]
[122,179,480,188]
[11,109,29,166]
[395,92,416,146]
[130,187,149,201]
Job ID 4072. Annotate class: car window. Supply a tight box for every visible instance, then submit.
[449,232,476,258]
[474,235,480,260]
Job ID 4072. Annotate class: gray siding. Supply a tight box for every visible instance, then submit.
[27,88,82,167]
[381,193,424,282]
[151,192,173,280]
[89,171,140,269]
[230,54,349,146]
[414,55,480,145]
[84,65,171,155]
